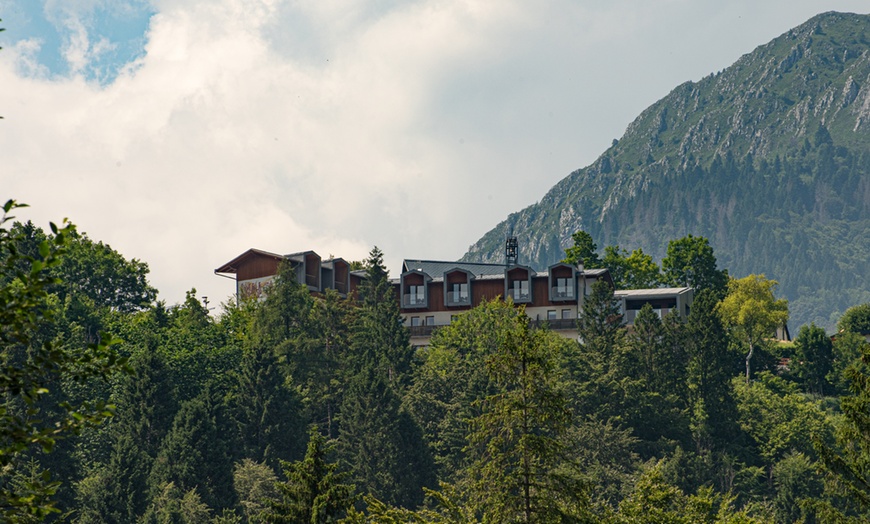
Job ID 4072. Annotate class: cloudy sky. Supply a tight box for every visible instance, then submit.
[1,0,867,309]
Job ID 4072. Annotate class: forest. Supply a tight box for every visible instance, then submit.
[3,198,870,524]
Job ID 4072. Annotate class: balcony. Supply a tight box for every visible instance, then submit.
[334,281,348,294]
[408,325,439,337]
[530,318,577,331]
[550,287,575,301]
[446,292,471,307]
[403,294,427,308]
[305,274,319,288]
[506,289,531,302]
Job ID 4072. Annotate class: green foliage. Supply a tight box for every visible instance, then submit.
[229,342,305,468]
[685,290,740,451]
[733,373,833,464]
[351,247,412,385]
[718,275,789,382]
[610,461,773,523]
[792,323,835,396]
[838,303,870,335]
[149,389,234,512]
[232,459,279,524]
[337,365,435,509]
[261,427,355,523]
[562,230,603,268]
[662,235,728,296]
[814,343,870,521]
[464,312,590,523]
[602,245,662,289]
[0,200,128,521]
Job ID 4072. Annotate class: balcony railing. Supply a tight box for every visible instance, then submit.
[305,274,318,288]
[446,293,471,306]
[408,325,439,337]
[530,318,577,331]
[507,289,531,302]
[334,281,348,294]
[403,294,427,307]
[550,287,575,300]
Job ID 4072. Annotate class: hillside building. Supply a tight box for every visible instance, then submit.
[215,246,694,346]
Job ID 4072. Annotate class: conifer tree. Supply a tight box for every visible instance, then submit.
[149,388,234,512]
[792,323,834,397]
[229,341,305,468]
[464,314,589,523]
[338,365,435,508]
[570,279,625,420]
[685,290,740,452]
[351,247,412,386]
[262,427,355,523]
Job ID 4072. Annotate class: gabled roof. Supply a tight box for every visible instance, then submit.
[215,248,284,275]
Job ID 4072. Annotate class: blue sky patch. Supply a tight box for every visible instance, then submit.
[0,0,154,84]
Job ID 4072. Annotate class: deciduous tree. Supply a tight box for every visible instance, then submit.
[718,275,789,383]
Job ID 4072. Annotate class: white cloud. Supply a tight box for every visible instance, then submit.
[1,0,868,307]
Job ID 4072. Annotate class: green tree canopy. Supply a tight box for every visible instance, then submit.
[838,303,870,335]
[661,235,728,296]
[717,274,788,382]
[562,230,603,269]
[262,427,355,523]
[602,245,662,289]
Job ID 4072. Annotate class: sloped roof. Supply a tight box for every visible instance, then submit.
[214,248,284,275]
[614,287,692,298]
[401,260,508,278]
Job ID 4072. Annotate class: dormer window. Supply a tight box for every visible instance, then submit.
[444,268,474,307]
[505,266,533,304]
[400,270,431,309]
[548,263,576,302]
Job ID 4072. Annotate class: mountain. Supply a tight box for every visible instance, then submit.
[462,11,870,330]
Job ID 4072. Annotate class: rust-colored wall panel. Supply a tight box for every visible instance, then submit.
[237,255,281,281]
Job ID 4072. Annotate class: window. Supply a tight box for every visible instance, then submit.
[556,277,573,298]
[452,282,469,303]
[512,280,529,300]
[425,316,435,326]
[411,317,421,327]
[562,309,572,319]
[547,310,557,320]
[408,285,425,305]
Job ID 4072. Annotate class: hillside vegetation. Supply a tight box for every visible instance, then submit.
[463,11,870,330]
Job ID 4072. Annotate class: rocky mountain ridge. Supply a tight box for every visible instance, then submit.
[462,11,870,329]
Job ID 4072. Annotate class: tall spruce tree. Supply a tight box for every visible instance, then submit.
[464,313,590,523]
[229,341,306,468]
[262,427,355,523]
[148,388,234,512]
[569,278,626,421]
[337,365,435,509]
[685,290,740,453]
[351,247,412,386]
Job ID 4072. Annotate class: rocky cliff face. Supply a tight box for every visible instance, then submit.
[462,12,870,329]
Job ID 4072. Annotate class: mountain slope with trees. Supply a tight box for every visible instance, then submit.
[463,11,870,330]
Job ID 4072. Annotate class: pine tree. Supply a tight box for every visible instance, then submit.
[685,290,740,452]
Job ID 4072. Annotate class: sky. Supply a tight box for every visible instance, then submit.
[1,0,868,310]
